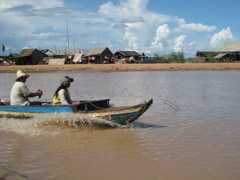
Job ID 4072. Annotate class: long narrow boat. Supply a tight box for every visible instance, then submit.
[0,99,153,125]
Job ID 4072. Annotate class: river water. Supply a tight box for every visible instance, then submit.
[0,71,239,180]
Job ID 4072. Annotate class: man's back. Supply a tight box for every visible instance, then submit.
[10,81,30,106]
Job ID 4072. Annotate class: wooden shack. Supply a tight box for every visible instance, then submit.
[196,42,240,62]
[86,47,113,64]
[114,51,141,63]
[15,49,46,65]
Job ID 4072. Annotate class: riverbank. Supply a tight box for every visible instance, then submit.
[1,63,240,73]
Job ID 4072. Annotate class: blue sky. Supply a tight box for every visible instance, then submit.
[0,0,239,57]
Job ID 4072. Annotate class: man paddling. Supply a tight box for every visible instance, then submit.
[10,70,43,106]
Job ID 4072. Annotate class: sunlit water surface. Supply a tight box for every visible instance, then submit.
[0,71,240,180]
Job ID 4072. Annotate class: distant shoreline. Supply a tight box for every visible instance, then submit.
[1,63,240,73]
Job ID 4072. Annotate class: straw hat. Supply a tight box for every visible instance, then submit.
[16,70,30,81]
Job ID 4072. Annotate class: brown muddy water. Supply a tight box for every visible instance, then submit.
[0,71,240,180]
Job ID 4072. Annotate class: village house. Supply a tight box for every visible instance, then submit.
[39,49,84,64]
[114,51,141,63]
[86,47,113,64]
[196,42,240,62]
[14,49,46,65]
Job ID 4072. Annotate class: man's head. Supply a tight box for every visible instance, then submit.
[60,76,74,87]
[16,70,30,82]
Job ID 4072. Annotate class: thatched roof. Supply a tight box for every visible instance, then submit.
[86,47,106,56]
[47,49,87,56]
[16,49,37,57]
[115,51,140,57]
[86,47,113,56]
[213,53,228,59]
[217,42,240,51]
[42,49,55,56]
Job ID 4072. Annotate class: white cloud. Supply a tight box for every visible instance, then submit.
[0,0,236,57]
[174,23,216,33]
[121,17,145,23]
[151,24,170,51]
[99,0,186,54]
[173,35,186,52]
[209,27,233,48]
[99,0,185,25]
[99,0,149,19]
[113,23,128,28]
[0,0,105,50]
[0,0,64,10]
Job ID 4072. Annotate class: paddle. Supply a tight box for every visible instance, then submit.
[38,89,42,99]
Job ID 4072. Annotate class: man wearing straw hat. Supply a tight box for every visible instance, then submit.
[10,70,43,106]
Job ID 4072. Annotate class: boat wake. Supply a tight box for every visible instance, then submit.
[37,113,121,128]
[0,113,124,136]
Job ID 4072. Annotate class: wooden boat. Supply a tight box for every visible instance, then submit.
[0,99,153,125]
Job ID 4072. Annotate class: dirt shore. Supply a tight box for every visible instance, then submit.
[0,63,240,73]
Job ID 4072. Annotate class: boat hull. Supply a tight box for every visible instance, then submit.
[81,99,153,125]
[0,99,153,125]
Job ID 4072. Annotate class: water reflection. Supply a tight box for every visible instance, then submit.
[132,122,167,128]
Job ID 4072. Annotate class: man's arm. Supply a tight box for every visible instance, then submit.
[27,90,43,98]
